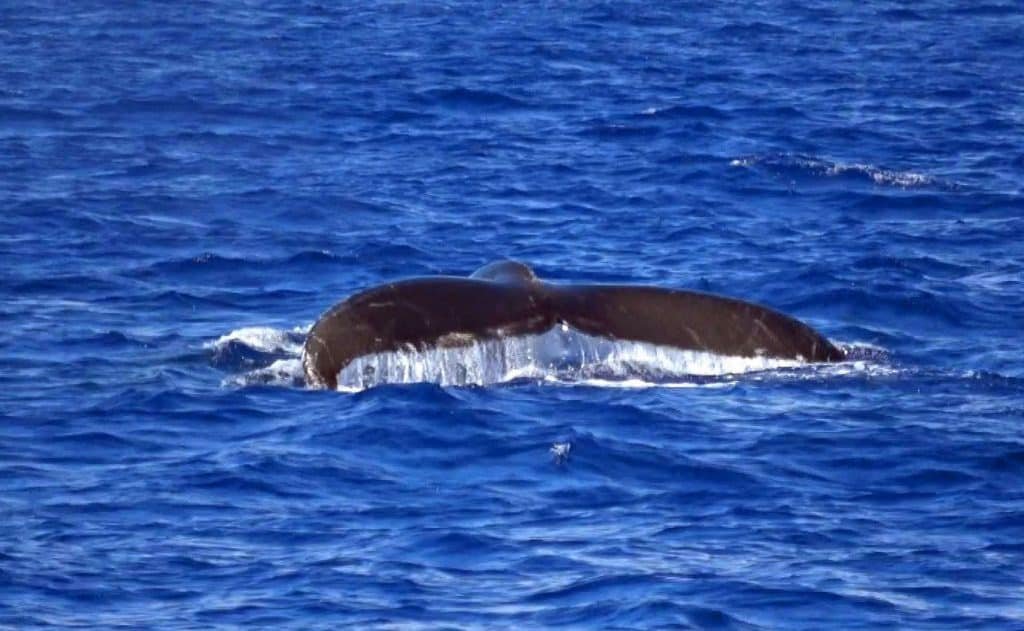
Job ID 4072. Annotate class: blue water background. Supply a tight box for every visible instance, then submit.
[3,1,1024,628]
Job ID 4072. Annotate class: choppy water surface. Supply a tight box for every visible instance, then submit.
[3,1,1024,628]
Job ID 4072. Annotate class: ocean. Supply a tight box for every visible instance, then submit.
[2,1,1023,628]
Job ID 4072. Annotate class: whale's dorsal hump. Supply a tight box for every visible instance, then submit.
[470,260,539,285]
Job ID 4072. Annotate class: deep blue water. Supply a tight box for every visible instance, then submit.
[3,1,1024,628]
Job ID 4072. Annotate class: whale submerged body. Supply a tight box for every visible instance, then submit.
[302,261,843,390]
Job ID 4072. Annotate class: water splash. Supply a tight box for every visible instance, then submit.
[205,325,309,355]
[209,324,850,391]
[209,325,901,391]
[550,442,572,464]
[334,326,812,390]
[225,358,306,388]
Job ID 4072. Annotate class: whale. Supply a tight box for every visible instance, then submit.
[302,261,843,389]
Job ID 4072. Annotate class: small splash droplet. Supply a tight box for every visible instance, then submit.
[550,442,572,464]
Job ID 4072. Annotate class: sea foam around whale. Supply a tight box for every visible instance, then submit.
[209,324,885,391]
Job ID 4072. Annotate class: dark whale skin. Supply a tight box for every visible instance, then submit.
[303,261,843,389]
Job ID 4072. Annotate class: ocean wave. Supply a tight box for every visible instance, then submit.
[639,104,731,120]
[730,153,948,189]
[418,87,529,111]
[132,250,350,280]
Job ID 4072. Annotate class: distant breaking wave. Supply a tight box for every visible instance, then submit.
[730,153,950,189]
[208,325,883,391]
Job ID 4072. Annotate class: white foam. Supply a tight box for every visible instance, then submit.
[224,358,305,388]
[730,154,938,188]
[556,377,738,389]
[550,442,572,463]
[213,323,892,392]
[825,161,932,187]
[205,325,309,355]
